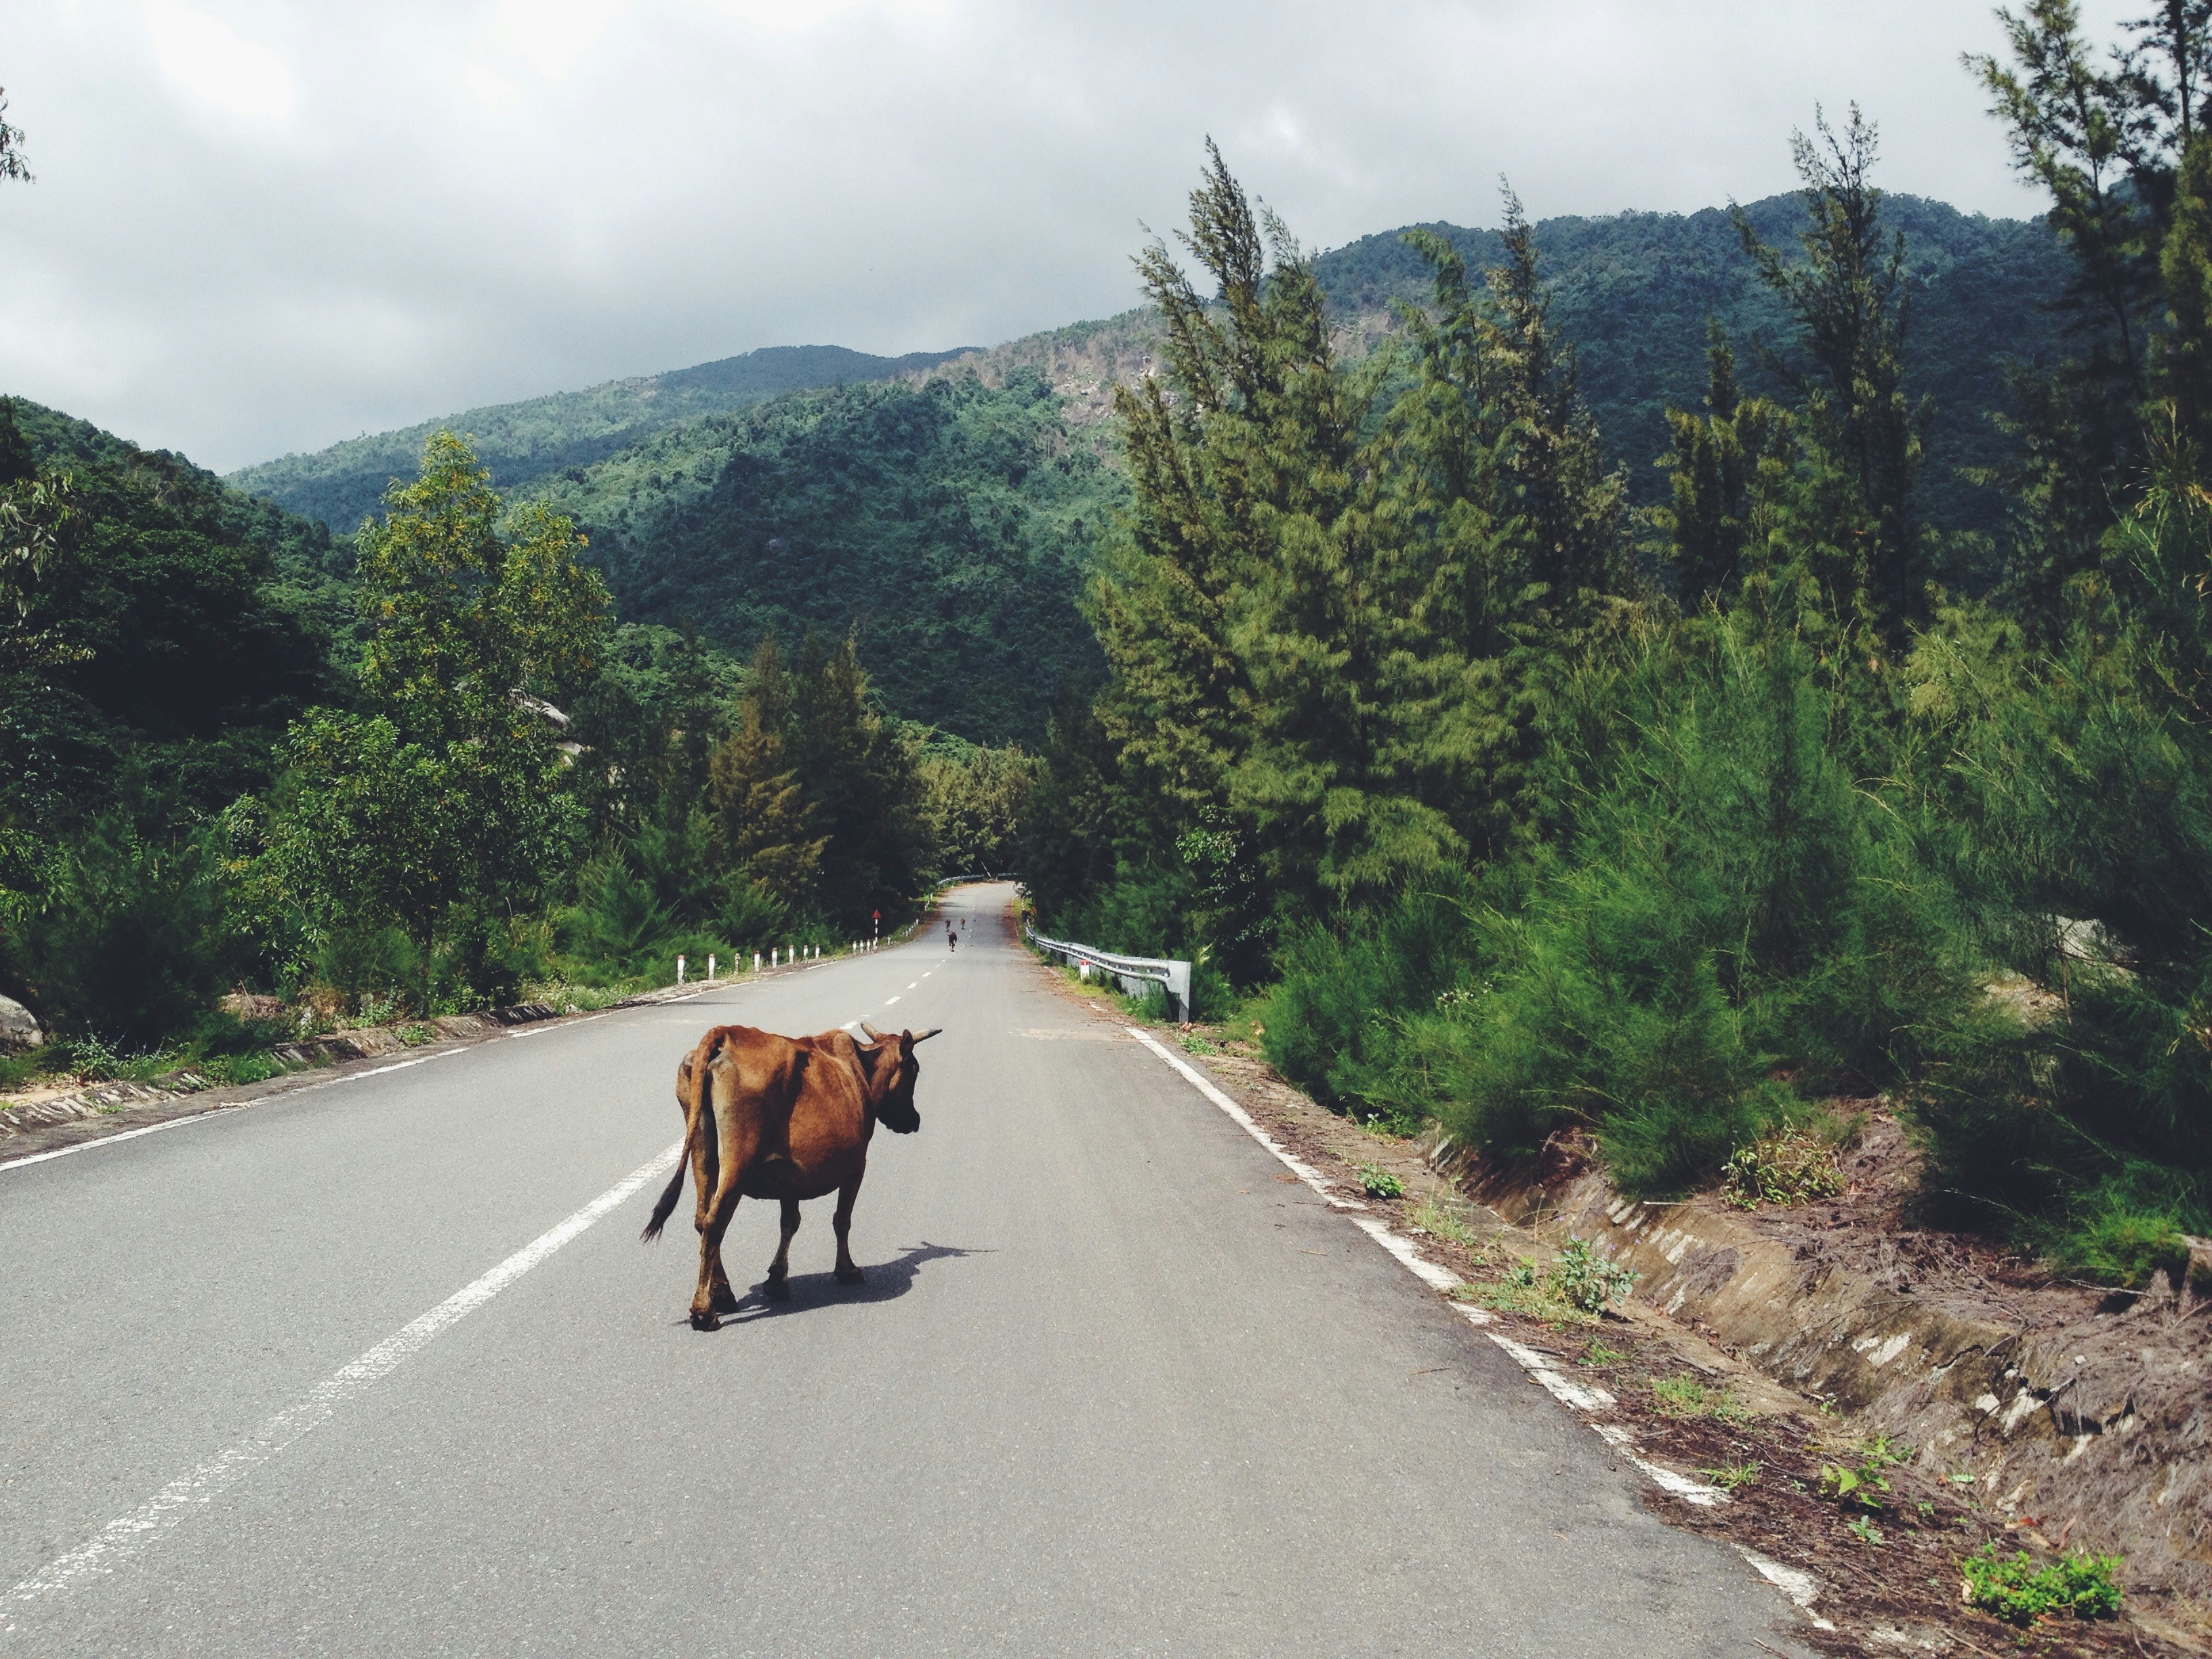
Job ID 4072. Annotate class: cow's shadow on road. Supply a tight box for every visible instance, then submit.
[708,1241,985,1326]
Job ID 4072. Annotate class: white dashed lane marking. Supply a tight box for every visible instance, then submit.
[3,1141,683,1616]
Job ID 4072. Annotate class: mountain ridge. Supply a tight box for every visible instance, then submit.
[226,342,975,532]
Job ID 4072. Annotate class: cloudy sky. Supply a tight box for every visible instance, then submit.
[0,0,2133,472]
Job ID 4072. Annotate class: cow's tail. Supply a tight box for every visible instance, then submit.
[640,1147,690,1244]
[641,1042,716,1244]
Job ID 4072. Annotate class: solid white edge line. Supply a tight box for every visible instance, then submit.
[1736,1548,1835,1630]
[2,1140,683,1620]
[1486,1331,1618,1414]
[0,1050,467,1176]
[1347,1214,1460,1290]
[1592,1425,1725,1508]
[1118,1023,1729,1513]
[1122,1027,1361,1209]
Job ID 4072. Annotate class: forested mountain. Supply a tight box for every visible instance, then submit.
[519,369,1120,745]
[1,398,346,822]
[227,342,974,533]
[217,192,2070,752]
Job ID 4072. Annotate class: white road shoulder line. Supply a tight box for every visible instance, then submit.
[316,1050,464,1086]
[1593,1424,1725,1507]
[3,1140,682,1618]
[1347,1214,1459,1290]
[884,996,900,1006]
[1487,1331,1617,1413]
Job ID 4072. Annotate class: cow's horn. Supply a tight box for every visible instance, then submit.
[859,1020,888,1041]
[909,1027,943,1044]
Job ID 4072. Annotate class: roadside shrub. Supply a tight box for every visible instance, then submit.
[1118,981,1172,1023]
[1355,1162,1404,1199]
[1720,1123,1847,1209]
[3,819,229,1048]
[310,920,421,1016]
[1262,880,1480,1118]
[569,844,673,969]
[1960,1544,2123,1624]
[1548,1236,1637,1313]
[1380,619,1971,1197]
[716,874,787,953]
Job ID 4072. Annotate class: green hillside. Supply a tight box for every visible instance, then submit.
[226,342,973,533]
[521,368,1122,746]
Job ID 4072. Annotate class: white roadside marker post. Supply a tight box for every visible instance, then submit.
[677,954,686,985]
[707,954,716,982]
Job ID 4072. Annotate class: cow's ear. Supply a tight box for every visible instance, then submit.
[909,1027,943,1044]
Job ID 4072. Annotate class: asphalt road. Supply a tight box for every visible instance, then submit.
[0,884,1805,1656]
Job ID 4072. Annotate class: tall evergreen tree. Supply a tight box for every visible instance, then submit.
[786,630,928,929]
[706,634,823,904]
[1483,189,1630,607]
[0,87,29,185]
[1733,106,1929,630]
[1650,325,1797,605]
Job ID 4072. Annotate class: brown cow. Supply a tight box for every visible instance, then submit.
[640,1019,939,1329]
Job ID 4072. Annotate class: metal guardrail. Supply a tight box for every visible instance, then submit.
[1025,925,1192,1021]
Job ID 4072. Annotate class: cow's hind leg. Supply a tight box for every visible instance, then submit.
[691,1189,739,1331]
[764,1198,801,1301]
[832,1173,866,1284]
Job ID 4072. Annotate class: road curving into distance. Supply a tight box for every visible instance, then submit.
[0,884,1809,1656]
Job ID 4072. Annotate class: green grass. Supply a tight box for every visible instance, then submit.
[1467,1258,1596,1326]
[1650,1376,1747,1422]
[1409,1194,1490,1254]
[1699,1460,1762,1491]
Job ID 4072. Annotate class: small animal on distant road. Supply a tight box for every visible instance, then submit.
[642,1019,939,1330]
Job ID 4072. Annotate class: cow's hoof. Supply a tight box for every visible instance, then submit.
[710,1284,739,1315]
[689,1309,720,1332]
[836,1265,866,1286]
[762,1275,792,1302]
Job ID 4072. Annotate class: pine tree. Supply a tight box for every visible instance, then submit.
[1733,106,1929,630]
[706,633,823,905]
[786,630,927,928]
[1485,189,1629,608]
[1650,324,1797,605]
[2158,133,2212,457]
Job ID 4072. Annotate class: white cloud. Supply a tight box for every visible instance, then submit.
[0,0,2154,471]
[142,0,296,123]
